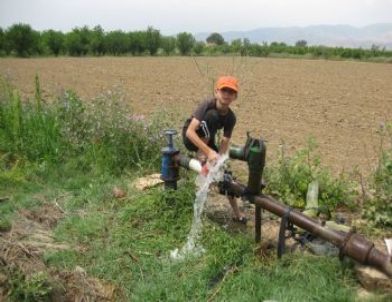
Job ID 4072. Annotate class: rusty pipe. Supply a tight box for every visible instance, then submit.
[226,180,392,278]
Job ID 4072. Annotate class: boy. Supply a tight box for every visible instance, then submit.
[182,75,247,224]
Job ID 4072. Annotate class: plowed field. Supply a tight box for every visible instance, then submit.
[1,57,391,175]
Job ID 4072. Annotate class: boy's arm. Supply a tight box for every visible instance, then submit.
[219,136,230,155]
[186,118,218,161]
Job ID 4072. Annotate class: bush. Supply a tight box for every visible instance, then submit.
[363,123,392,228]
[264,138,356,210]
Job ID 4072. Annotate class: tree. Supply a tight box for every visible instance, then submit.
[128,31,147,55]
[65,30,83,56]
[104,30,129,55]
[295,40,307,47]
[161,36,176,55]
[5,23,39,57]
[240,38,251,56]
[90,25,105,56]
[230,39,242,53]
[206,32,225,45]
[0,27,4,54]
[193,41,205,55]
[42,29,64,56]
[270,41,288,53]
[176,32,195,55]
[65,26,91,56]
[145,26,160,55]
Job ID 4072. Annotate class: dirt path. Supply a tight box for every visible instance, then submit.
[1,57,391,175]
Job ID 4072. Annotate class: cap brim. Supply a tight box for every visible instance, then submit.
[217,84,238,92]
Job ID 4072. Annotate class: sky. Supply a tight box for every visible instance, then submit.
[1,0,392,34]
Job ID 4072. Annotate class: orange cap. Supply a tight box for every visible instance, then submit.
[215,76,239,92]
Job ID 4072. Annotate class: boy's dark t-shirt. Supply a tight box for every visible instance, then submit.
[183,98,236,151]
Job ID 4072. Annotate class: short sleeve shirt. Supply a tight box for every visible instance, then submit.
[192,98,236,138]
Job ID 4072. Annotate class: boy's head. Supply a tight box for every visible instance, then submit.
[215,76,239,93]
[215,76,239,106]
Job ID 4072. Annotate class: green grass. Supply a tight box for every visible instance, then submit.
[42,178,359,301]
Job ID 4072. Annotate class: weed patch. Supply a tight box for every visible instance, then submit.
[264,138,357,210]
[0,76,168,175]
[363,123,392,228]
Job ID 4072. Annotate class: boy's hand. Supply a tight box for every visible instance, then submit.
[201,164,209,176]
[207,149,219,163]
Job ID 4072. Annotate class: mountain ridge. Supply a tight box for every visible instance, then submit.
[195,24,392,49]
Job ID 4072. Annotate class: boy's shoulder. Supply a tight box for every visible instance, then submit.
[203,97,216,105]
[196,97,216,109]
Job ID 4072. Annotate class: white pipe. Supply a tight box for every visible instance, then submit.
[188,159,202,173]
[385,239,392,256]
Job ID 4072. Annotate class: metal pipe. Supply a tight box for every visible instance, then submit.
[255,205,262,243]
[229,144,246,161]
[225,180,392,278]
[176,154,202,173]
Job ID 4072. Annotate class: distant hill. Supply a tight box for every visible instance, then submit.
[195,24,392,49]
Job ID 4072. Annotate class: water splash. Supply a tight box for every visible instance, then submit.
[170,154,228,260]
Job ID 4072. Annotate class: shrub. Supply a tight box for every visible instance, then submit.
[363,123,392,228]
[264,138,356,210]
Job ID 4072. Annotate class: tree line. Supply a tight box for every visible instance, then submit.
[1,23,391,61]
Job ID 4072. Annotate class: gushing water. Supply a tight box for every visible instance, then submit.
[170,154,228,260]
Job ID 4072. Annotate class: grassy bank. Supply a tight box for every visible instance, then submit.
[1,168,360,301]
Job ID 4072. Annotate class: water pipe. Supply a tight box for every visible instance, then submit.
[220,179,392,278]
[160,129,392,277]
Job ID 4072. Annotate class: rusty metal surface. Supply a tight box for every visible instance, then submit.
[226,180,392,278]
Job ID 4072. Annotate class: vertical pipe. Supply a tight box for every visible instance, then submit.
[255,205,262,243]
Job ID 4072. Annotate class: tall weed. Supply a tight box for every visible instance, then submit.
[0,77,169,174]
[0,77,62,162]
[363,123,392,228]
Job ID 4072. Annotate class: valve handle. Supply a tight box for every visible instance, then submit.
[164,129,177,148]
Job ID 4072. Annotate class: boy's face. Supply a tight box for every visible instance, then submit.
[215,87,237,107]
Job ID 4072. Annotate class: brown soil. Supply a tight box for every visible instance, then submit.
[1,57,391,176]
